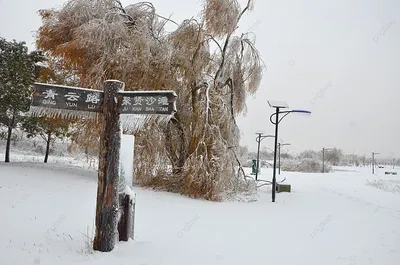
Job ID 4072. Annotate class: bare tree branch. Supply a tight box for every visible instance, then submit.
[237,0,252,23]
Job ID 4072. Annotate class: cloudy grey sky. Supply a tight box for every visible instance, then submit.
[1,0,399,158]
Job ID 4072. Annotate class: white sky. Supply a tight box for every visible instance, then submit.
[1,0,399,158]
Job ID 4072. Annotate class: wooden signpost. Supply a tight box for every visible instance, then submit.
[30,80,177,252]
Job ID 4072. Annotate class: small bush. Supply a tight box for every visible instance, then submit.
[0,130,7,140]
[242,159,253,168]
[34,145,45,154]
[281,158,332,173]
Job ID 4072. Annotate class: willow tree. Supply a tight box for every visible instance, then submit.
[37,0,263,200]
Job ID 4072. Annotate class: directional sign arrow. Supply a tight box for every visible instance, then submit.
[118,90,177,115]
[31,83,104,113]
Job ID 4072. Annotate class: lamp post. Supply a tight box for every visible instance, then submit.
[255,133,274,181]
[278,143,291,175]
[322,147,334,173]
[372,152,380,174]
[268,101,311,202]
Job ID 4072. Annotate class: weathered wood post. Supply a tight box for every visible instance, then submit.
[118,193,134,241]
[93,80,124,252]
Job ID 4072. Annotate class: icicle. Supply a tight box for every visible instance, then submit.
[120,114,173,132]
[29,106,173,130]
[205,84,210,125]
[28,106,99,120]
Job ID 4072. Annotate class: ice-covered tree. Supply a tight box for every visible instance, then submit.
[22,116,72,162]
[298,150,320,160]
[36,0,263,200]
[0,38,44,162]
[238,145,249,161]
[324,148,343,166]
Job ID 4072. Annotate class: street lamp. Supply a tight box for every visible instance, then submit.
[278,143,291,175]
[372,152,380,174]
[268,100,311,202]
[322,147,334,173]
[255,133,274,181]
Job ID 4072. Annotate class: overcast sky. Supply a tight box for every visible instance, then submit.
[1,0,399,158]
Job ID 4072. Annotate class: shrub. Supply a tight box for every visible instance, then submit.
[281,158,332,173]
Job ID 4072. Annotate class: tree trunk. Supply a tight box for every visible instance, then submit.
[85,145,89,162]
[165,115,187,176]
[189,84,200,154]
[5,114,15,163]
[93,80,124,252]
[5,126,12,163]
[44,131,51,163]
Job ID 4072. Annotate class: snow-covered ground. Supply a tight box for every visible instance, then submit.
[1,148,400,265]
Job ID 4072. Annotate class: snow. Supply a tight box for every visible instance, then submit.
[119,90,178,96]
[34,82,100,93]
[267,100,289,108]
[0,147,400,265]
[122,185,136,204]
[35,62,49,68]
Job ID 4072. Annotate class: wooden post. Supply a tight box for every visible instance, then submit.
[118,194,134,241]
[93,80,124,252]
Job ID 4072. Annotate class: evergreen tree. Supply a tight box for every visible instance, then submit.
[0,38,44,162]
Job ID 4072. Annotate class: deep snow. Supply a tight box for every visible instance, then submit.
[0,148,400,265]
